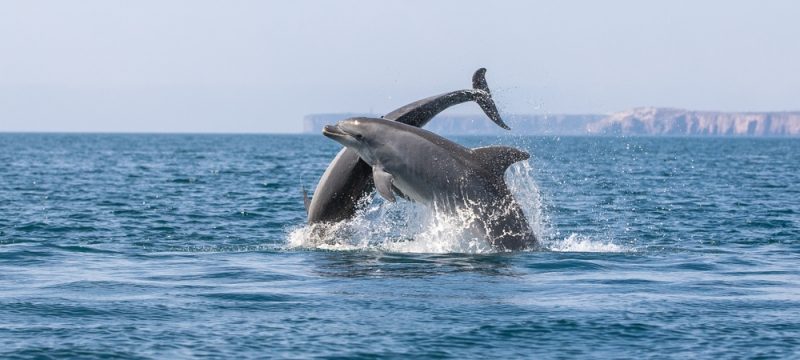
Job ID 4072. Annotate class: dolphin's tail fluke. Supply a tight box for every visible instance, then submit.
[472,68,511,130]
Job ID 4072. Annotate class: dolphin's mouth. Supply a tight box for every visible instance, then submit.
[322,124,347,139]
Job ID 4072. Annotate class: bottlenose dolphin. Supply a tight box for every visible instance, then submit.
[305,68,509,224]
[322,117,537,251]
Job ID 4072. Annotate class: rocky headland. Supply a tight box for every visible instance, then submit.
[587,107,800,136]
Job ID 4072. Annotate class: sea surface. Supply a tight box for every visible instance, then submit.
[1,133,799,359]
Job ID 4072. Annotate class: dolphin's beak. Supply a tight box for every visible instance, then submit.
[322,124,347,139]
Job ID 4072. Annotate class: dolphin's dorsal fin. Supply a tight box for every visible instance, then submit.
[472,146,530,178]
[302,187,311,213]
[372,167,396,202]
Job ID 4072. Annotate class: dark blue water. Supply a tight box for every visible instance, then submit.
[1,134,799,359]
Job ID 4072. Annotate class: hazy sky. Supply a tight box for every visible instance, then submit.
[2,1,799,133]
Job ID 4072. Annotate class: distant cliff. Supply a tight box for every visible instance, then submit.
[304,108,800,136]
[587,107,800,136]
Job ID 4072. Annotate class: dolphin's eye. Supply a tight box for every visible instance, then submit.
[355,134,363,139]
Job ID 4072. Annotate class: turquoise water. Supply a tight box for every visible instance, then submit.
[1,134,799,359]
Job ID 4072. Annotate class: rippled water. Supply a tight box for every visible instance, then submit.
[1,133,799,359]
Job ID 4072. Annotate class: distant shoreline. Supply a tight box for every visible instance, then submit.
[3,133,800,139]
[305,107,800,137]
[4,107,800,136]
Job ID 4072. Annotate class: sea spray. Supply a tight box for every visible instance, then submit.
[506,159,631,253]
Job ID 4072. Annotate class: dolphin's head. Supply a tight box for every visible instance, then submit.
[322,118,384,165]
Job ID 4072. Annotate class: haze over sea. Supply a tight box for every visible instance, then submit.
[1,133,799,359]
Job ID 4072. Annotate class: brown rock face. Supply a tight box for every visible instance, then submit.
[587,107,800,136]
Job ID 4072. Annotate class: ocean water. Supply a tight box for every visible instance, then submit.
[1,133,799,359]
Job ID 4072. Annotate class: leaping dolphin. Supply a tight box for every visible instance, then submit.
[305,68,510,224]
[322,117,537,251]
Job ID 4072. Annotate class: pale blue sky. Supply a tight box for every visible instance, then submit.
[1,1,798,133]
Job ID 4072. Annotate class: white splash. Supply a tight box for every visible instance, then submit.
[287,199,493,254]
[288,160,628,254]
[506,161,553,241]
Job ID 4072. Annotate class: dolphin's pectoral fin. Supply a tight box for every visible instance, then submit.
[302,186,311,213]
[391,185,411,201]
[372,167,396,202]
[472,146,530,178]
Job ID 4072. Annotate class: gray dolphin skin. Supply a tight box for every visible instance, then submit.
[305,68,509,224]
[322,117,537,251]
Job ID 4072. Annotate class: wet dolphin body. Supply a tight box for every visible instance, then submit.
[305,68,510,224]
[322,117,537,251]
